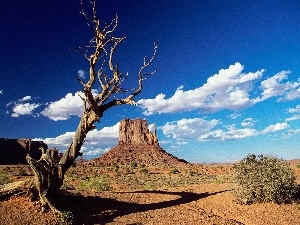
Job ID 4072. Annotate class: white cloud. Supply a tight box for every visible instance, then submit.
[11,102,41,117]
[283,129,300,139]
[286,105,300,121]
[286,115,300,122]
[41,92,84,121]
[138,62,264,115]
[261,122,290,134]
[0,90,3,95]
[33,122,120,157]
[159,118,220,140]
[84,147,110,156]
[77,70,85,79]
[254,71,300,102]
[138,63,300,115]
[7,96,40,117]
[241,118,255,127]
[34,132,75,148]
[199,124,258,141]
[288,105,300,113]
[148,123,156,133]
[230,113,241,119]
[160,118,291,143]
[18,96,32,102]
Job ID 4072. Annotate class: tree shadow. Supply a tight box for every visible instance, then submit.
[55,189,230,225]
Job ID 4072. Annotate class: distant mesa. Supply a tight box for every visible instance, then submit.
[0,138,47,165]
[89,118,189,166]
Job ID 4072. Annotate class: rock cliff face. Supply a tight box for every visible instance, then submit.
[119,118,158,146]
[90,118,189,166]
[0,138,47,164]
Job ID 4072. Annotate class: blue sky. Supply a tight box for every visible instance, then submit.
[1,0,300,163]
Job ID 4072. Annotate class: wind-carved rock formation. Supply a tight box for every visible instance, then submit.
[119,118,158,146]
[0,138,47,164]
[90,118,189,166]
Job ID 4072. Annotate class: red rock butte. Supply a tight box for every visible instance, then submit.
[119,118,159,146]
[90,118,189,166]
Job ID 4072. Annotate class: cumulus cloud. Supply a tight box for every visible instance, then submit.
[230,113,241,119]
[261,122,290,134]
[199,125,258,141]
[241,118,255,127]
[159,118,220,140]
[283,129,300,139]
[33,122,120,157]
[160,118,290,142]
[11,102,41,117]
[41,92,84,121]
[287,105,300,113]
[138,63,300,115]
[254,71,300,102]
[148,123,156,133]
[84,147,110,156]
[6,90,102,121]
[6,95,40,117]
[18,96,32,102]
[0,90,3,95]
[138,62,264,115]
[286,105,300,121]
[77,70,85,80]
[286,115,300,122]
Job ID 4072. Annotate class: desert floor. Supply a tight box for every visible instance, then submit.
[1,161,300,225]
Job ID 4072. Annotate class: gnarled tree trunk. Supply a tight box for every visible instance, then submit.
[23,0,157,214]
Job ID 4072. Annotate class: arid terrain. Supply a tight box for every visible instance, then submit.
[1,160,300,225]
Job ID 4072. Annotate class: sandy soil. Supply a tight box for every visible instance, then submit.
[1,162,300,225]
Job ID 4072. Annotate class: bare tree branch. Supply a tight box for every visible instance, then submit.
[25,0,158,214]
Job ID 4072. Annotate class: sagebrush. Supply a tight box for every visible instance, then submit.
[78,176,111,191]
[233,154,299,204]
[0,172,11,185]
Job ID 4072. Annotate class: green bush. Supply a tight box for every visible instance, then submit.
[233,154,299,204]
[139,168,149,174]
[0,172,11,185]
[170,168,179,174]
[78,176,112,191]
[57,211,73,225]
[130,161,138,168]
[18,169,27,176]
[113,165,119,173]
[189,170,200,176]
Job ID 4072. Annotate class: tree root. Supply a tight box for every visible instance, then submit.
[0,178,63,217]
[39,192,61,214]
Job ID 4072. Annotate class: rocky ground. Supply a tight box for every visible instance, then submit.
[1,161,300,225]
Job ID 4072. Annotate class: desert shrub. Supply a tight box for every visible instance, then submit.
[296,164,300,169]
[170,168,179,174]
[0,172,11,185]
[189,170,200,176]
[130,161,138,168]
[61,176,75,190]
[18,168,27,176]
[233,154,299,204]
[213,175,228,184]
[140,168,148,174]
[113,165,119,173]
[57,211,73,225]
[78,176,112,191]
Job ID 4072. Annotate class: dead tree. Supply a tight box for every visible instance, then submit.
[23,1,157,213]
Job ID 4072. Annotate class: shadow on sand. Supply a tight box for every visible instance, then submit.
[55,189,229,225]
